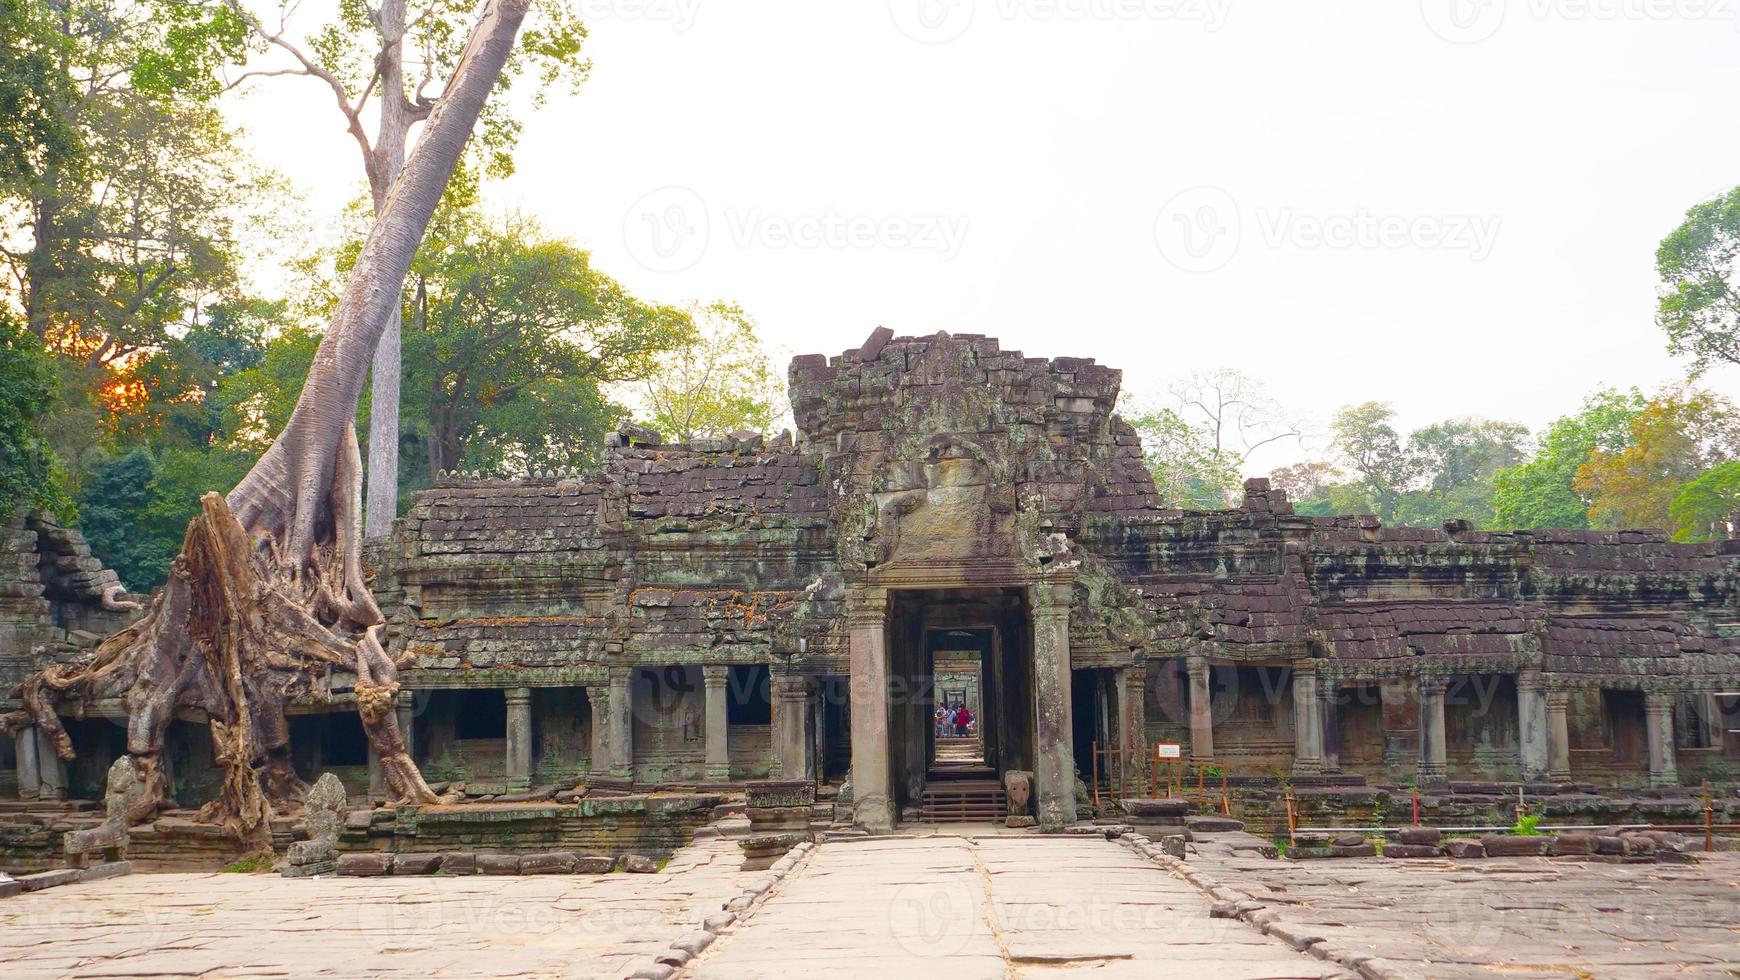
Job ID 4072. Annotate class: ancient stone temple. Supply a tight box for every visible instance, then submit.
[5,330,1740,833]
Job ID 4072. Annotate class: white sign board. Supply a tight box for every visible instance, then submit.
[1155,743,1183,759]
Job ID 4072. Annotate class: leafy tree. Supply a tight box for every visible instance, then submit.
[1328,402,1416,521]
[1391,418,1529,528]
[0,314,72,520]
[214,0,591,536]
[402,209,688,478]
[1574,388,1740,531]
[640,302,784,444]
[1657,187,1740,374]
[1489,387,1646,530]
[1124,403,1243,508]
[1670,461,1740,542]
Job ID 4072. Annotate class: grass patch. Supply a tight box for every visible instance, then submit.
[219,854,275,874]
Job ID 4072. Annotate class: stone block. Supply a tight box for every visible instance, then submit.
[1549,832,1594,856]
[78,861,131,881]
[477,853,521,875]
[520,851,578,875]
[440,853,477,875]
[0,878,20,898]
[1184,815,1244,833]
[1479,834,1548,857]
[392,853,443,875]
[1395,826,1442,846]
[1121,798,1191,820]
[621,854,658,873]
[18,869,80,891]
[1327,842,1376,858]
[575,855,615,874]
[1160,835,1187,858]
[337,853,393,877]
[1332,833,1368,848]
[1383,844,1438,859]
[1593,835,1625,855]
[1441,839,1484,858]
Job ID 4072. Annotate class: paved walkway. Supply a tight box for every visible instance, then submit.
[1186,845,1740,979]
[686,834,1345,979]
[0,836,755,979]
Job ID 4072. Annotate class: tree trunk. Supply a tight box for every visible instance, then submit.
[364,0,413,539]
[7,0,532,851]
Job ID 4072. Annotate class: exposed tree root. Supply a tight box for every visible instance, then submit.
[2,0,530,851]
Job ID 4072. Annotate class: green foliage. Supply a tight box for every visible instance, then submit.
[1657,186,1740,374]
[1510,812,1543,836]
[1575,388,1740,531]
[639,302,784,445]
[219,853,274,874]
[76,445,252,591]
[1123,403,1242,508]
[0,315,73,521]
[1670,460,1740,542]
[1489,387,1646,530]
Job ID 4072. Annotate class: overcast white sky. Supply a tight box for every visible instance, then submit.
[227,0,1740,474]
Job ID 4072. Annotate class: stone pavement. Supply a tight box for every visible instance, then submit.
[685,834,1347,979]
[0,835,756,979]
[1184,844,1740,979]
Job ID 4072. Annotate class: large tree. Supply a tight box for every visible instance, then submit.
[1574,388,1740,531]
[1488,387,1645,530]
[403,208,688,477]
[640,302,784,444]
[1657,186,1740,374]
[218,0,588,538]
[8,0,534,852]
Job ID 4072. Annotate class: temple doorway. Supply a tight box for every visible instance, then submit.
[886,588,1033,822]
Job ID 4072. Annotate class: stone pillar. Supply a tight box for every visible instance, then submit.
[1418,677,1448,787]
[14,725,39,801]
[1516,670,1549,782]
[33,727,65,800]
[703,665,731,781]
[1379,680,1416,770]
[1645,690,1679,788]
[586,685,611,775]
[848,589,893,832]
[608,667,634,779]
[773,674,812,781]
[1116,663,1147,788]
[1546,690,1572,782]
[1186,655,1214,761]
[504,687,533,792]
[1291,666,1322,776]
[1031,580,1077,830]
[1320,678,1342,774]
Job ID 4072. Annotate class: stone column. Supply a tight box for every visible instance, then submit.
[847,589,893,832]
[585,685,611,775]
[1546,690,1572,782]
[1291,666,1323,776]
[1116,663,1148,788]
[773,674,811,781]
[504,687,533,792]
[703,665,731,781]
[1516,670,1549,782]
[1379,680,1416,770]
[1186,655,1214,761]
[14,725,39,801]
[608,667,634,780]
[1320,678,1342,774]
[1418,677,1449,787]
[1031,580,1077,831]
[1644,690,1679,788]
[32,727,65,800]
